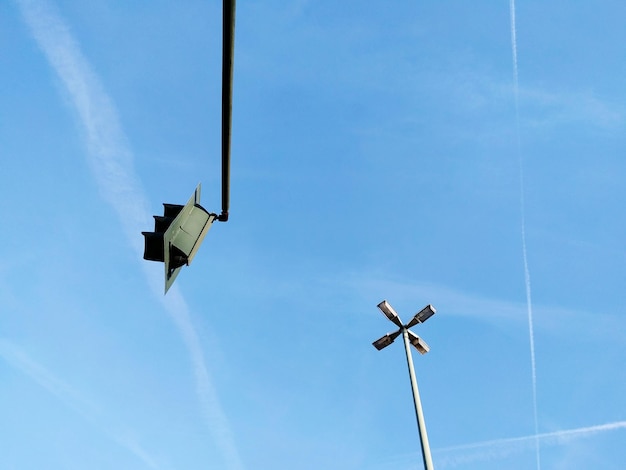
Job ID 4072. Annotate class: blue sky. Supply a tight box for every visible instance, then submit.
[2,1,625,469]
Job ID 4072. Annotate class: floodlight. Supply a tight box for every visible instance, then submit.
[377,300,403,327]
[406,304,436,328]
[407,330,430,355]
[142,184,216,293]
[372,331,401,351]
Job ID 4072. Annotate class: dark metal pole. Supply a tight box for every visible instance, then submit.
[219,0,235,222]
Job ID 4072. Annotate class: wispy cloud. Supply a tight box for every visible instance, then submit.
[15,0,150,251]
[343,273,524,322]
[520,86,624,131]
[344,273,626,342]
[160,288,243,468]
[433,421,626,468]
[0,339,161,469]
[15,1,243,468]
[371,420,626,469]
[428,60,624,135]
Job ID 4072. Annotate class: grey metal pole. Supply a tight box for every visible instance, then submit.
[401,328,434,470]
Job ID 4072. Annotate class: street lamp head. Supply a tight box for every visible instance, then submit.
[407,330,430,355]
[372,330,401,351]
[377,300,403,327]
[406,304,436,328]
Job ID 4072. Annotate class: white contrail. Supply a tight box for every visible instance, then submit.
[15,1,243,468]
[370,421,626,469]
[433,421,626,468]
[509,1,540,468]
[509,0,519,103]
[0,339,161,469]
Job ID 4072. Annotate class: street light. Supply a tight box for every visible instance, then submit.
[406,329,430,355]
[377,300,403,327]
[372,300,437,470]
[372,331,401,351]
[406,304,436,328]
